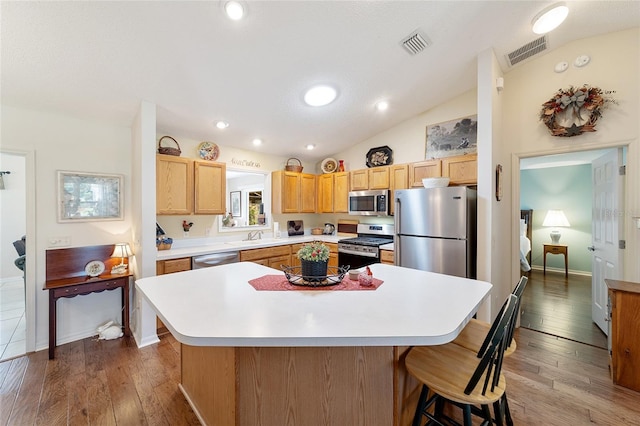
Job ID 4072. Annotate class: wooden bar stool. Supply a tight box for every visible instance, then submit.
[405,295,518,426]
[453,276,528,357]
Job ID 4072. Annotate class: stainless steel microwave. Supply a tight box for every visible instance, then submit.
[348,190,390,216]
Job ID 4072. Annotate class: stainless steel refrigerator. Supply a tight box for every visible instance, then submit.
[394,186,476,278]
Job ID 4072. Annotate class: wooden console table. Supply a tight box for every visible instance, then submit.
[45,245,131,359]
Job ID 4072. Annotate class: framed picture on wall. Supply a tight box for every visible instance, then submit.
[57,171,123,222]
[230,191,241,217]
[425,115,478,159]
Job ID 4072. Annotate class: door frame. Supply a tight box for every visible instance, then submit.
[0,148,36,354]
[511,143,631,316]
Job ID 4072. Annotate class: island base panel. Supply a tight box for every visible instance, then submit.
[181,345,402,426]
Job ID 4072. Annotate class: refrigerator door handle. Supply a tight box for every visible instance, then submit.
[394,197,400,265]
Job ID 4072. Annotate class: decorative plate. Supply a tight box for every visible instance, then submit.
[85,260,105,277]
[366,146,393,168]
[321,158,338,173]
[198,141,220,161]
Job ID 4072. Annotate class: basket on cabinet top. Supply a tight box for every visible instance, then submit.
[157,136,182,156]
[285,158,303,173]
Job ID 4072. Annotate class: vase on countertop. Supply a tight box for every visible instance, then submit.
[301,259,328,283]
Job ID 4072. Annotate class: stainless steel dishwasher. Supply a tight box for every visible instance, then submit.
[192,251,240,269]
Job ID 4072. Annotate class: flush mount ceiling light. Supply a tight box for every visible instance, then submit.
[303,85,337,107]
[224,1,244,20]
[532,2,569,34]
[305,144,315,150]
[216,121,229,129]
[252,138,263,146]
[375,101,389,111]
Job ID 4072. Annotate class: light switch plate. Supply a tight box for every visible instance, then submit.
[48,236,71,247]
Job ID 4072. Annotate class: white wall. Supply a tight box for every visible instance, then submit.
[503,28,639,282]
[1,105,133,350]
[0,152,26,278]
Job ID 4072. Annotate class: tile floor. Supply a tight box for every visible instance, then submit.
[0,277,26,361]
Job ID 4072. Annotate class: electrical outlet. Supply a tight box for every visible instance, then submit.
[48,236,71,247]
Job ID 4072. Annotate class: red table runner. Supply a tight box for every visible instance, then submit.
[248,274,384,291]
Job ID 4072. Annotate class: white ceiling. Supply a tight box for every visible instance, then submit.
[2,1,639,161]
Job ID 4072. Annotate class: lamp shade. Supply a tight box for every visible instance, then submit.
[542,210,570,227]
[111,242,133,259]
[542,210,570,243]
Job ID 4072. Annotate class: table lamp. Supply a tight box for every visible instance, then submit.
[542,210,570,243]
[111,242,133,274]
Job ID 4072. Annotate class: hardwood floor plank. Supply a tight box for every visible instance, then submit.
[5,350,48,425]
[0,357,29,425]
[83,338,118,425]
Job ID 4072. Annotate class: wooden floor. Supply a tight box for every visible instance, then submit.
[1,331,639,425]
[520,269,608,349]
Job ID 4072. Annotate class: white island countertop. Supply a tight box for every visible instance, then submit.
[136,262,491,348]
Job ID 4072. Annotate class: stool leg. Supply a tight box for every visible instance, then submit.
[503,393,514,426]
[493,399,505,426]
[462,405,472,426]
[412,385,429,426]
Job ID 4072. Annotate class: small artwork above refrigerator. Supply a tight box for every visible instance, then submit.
[394,187,477,278]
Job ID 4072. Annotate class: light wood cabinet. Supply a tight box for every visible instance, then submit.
[194,160,226,214]
[408,154,477,187]
[155,257,192,333]
[317,172,349,213]
[240,245,291,267]
[409,159,441,187]
[381,249,394,265]
[156,154,226,215]
[157,155,193,214]
[272,171,316,214]
[442,154,477,185]
[606,279,640,392]
[326,242,339,268]
[389,164,408,215]
[349,166,389,191]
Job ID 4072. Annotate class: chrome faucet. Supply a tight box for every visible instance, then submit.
[247,230,263,241]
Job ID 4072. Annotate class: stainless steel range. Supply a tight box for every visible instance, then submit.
[338,223,394,269]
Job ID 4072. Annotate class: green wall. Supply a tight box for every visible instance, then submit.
[520,164,592,274]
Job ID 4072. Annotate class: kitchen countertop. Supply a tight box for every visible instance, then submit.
[156,234,343,260]
[135,262,492,347]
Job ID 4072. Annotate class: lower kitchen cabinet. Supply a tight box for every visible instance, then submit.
[381,249,394,265]
[240,245,291,269]
[155,257,192,333]
[606,279,640,392]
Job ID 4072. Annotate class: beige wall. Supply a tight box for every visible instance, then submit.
[1,105,133,351]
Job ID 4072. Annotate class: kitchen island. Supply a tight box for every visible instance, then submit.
[136,262,491,426]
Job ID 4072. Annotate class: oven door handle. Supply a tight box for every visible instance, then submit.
[338,248,378,258]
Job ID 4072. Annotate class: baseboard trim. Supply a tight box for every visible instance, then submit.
[530,265,592,277]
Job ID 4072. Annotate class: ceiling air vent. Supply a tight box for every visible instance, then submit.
[506,35,548,66]
[400,30,431,55]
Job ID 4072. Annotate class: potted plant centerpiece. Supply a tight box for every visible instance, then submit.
[297,241,330,282]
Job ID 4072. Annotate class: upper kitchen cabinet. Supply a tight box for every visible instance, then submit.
[317,172,349,213]
[272,171,316,214]
[157,155,193,215]
[194,160,226,214]
[156,154,226,215]
[350,166,390,191]
[409,159,441,187]
[408,154,477,187]
[442,154,477,185]
[389,164,408,215]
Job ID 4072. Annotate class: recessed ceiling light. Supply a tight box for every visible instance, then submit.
[375,101,389,111]
[216,121,229,129]
[532,2,568,34]
[252,138,263,146]
[224,1,244,20]
[304,85,337,107]
[305,144,315,150]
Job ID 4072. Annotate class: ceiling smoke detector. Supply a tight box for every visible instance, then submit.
[400,30,431,55]
[506,35,548,67]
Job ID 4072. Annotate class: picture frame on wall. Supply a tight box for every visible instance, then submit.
[57,171,123,222]
[425,115,478,159]
[230,191,241,217]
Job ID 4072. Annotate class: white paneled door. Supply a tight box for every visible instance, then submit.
[590,149,623,335]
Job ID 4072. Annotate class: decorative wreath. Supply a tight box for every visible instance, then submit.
[539,85,616,137]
